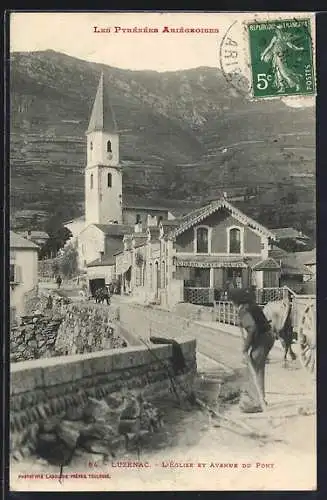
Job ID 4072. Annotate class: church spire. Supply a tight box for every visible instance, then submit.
[86,72,117,134]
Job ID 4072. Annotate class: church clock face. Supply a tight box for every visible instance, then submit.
[107,153,113,160]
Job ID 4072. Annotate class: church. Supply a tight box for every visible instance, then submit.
[67,73,281,306]
[64,73,174,292]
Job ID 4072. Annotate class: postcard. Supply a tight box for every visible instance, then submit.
[9,11,316,491]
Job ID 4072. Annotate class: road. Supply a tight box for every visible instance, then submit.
[11,284,316,491]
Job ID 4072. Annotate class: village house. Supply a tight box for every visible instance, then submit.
[272,227,311,249]
[115,198,281,307]
[17,230,49,248]
[10,231,39,323]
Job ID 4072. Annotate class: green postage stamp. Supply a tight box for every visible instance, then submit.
[247,18,315,99]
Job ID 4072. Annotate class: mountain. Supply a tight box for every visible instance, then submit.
[10,50,315,235]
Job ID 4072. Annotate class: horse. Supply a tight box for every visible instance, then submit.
[94,287,111,305]
[263,299,297,367]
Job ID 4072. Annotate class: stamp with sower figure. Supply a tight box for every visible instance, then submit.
[247,18,315,99]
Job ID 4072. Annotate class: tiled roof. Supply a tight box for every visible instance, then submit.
[87,256,115,267]
[269,245,289,260]
[251,258,280,271]
[270,246,314,275]
[18,231,49,240]
[281,255,313,276]
[104,237,124,257]
[272,227,309,240]
[294,249,316,266]
[94,224,133,236]
[10,231,39,249]
[171,198,276,240]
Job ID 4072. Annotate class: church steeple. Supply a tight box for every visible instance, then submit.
[86,72,117,134]
[85,73,122,226]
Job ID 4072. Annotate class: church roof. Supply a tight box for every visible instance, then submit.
[86,73,117,134]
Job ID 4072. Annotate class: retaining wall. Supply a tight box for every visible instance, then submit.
[10,303,125,362]
[10,338,196,459]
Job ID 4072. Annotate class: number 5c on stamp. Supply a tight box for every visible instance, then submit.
[247,18,315,99]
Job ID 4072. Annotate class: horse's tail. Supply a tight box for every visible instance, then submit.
[263,299,291,337]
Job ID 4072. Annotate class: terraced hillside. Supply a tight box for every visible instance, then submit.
[10,50,315,234]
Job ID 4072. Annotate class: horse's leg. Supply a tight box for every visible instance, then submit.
[289,344,297,361]
[280,338,288,368]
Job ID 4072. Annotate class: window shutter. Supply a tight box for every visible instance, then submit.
[15,265,22,283]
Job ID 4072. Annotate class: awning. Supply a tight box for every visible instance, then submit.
[176,256,247,269]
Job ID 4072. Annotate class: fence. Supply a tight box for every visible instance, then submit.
[214,286,316,332]
[184,287,215,305]
[214,301,239,326]
[255,287,290,305]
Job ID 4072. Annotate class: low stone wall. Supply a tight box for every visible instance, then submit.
[10,338,196,459]
[118,302,200,340]
[172,302,216,322]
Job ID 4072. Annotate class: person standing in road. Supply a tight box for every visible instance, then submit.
[230,288,275,413]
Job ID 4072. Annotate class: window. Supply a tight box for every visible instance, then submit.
[90,173,93,189]
[229,228,241,254]
[10,307,16,325]
[90,141,93,151]
[10,264,15,283]
[107,140,112,153]
[136,214,141,224]
[107,173,112,187]
[196,227,209,254]
[10,264,21,283]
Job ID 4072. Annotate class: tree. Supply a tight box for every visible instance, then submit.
[58,242,79,279]
[39,225,72,259]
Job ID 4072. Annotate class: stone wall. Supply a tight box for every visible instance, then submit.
[55,303,125,355]
[10,338,196,459]
[10,300,127,362]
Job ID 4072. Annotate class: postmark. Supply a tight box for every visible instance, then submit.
[247,18,315,99]
[219,21,252,97]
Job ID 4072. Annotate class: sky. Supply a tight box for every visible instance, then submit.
[10,11,315,107]
[9,12,245,71]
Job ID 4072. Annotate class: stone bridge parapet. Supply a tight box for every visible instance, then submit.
[10,338,196,460]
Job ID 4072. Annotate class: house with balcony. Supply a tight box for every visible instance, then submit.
[10,231,39,323]
[114,198,280,307]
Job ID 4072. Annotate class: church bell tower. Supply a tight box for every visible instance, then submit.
[85,73,122,225]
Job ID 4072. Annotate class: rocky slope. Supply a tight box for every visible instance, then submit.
[10,50,315,232]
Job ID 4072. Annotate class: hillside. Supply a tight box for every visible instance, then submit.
[10,50,315,235]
